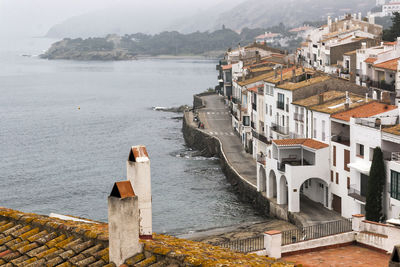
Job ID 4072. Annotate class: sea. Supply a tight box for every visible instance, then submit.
[0,37,265,235]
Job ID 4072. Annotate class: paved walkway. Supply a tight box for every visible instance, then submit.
[195,94,344,225]
[197,95,257,186]
[283,245,390,267]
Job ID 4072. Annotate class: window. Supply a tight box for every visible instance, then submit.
[322,120,326,141]
[347,177,350,190]
[391,170,400,200]
[286,97,289,112]
[300,124,304,136]
[270,105,272,116]
[277,93,285,110]
[265,104,268,115]
[282,115,285,126]
[357,144,364,158]
[331,170,334,182]
[344,149,350,171]
[336,172,339,184]
[295,122,299,134]
[333,146,336,167]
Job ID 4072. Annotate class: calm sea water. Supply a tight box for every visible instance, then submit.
[0,37,265,235]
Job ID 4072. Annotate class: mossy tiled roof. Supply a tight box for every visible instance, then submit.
[0,208,295,267]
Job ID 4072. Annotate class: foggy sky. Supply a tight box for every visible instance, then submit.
[0,0,231,38]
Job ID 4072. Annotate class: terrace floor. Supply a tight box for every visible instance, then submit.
[283,245,390,267]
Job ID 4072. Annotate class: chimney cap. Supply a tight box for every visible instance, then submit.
[110,181,135,199]
[129,145,149,162]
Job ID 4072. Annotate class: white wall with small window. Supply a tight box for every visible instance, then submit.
[310,111,330,144]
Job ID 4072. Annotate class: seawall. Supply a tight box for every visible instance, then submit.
[182,94,292,223]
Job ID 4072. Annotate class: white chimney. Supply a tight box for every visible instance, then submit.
[358,12,362,21]
[362,42,367,50]
[366,93,369,102]
[328,16,332,28]
[373,90,377,100]
[108,181,142,266]
[127,145,152,239]
[369,14,375,25]
[335,18,338,23]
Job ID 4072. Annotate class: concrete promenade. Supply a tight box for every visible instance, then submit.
[192,94,343,226]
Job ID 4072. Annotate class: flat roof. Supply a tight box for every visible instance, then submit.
[309,94,366,114]
[277,76,331,91]
[264,67,315,84]
[292,91,348,108]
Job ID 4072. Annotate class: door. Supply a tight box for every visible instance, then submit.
[332,194,342,214]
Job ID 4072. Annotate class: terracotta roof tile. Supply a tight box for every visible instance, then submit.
[273,138,329,150]
[365,57,377,64]
[331,102,397,121]
[373,57,400,71]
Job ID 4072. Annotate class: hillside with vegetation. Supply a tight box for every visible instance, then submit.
[41,27,288,60]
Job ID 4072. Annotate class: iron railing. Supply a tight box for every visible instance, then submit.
[392,152,400,161]
[294,113,304,122]
[348,185,366,203]
[252,129,271,144]
[215,235,264,253]
[277,101,285,110]
[281,219,352,245]
[271,123,289,135]
[277,161,286,172]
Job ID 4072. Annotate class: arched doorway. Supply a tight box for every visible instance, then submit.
[299,178,329,211]
[259,166,266,193]
[278,175,288,205]
[267,170,277,199]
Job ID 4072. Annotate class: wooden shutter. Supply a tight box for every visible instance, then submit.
[333,146,336,166]
[331,170,334,182]
[347,177,350,189]
[344,149,350,171]
[336,172,339,184]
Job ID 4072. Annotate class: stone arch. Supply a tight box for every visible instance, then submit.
[299,178,329,211]
[259,165,267,193]
[267,170,277,199]
[278,175,288,205]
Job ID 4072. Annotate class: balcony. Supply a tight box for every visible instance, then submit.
[294,113,304,122]
[271,123,289,136]
[252,129,271,144]
[257,153,266,165]
[369,80,395,92]
[276,101,285,110]
[348,185,366,203]
[331,135,350,146]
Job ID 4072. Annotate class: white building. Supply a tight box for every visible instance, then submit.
[383,1,400,16]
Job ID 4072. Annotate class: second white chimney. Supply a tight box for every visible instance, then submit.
[127,145,152,239]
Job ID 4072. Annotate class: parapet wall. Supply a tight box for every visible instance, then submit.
[182,110,292,221]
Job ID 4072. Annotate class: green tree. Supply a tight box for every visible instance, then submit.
[383,12,400,41]
[365,147,385,222]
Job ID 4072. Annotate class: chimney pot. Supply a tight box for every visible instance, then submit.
[127,145,152,239]
[108,181,142,266]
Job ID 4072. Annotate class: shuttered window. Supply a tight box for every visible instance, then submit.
[333,146,336,166]
[336,172,339,184]
[344,149,350,171]
[331,171,334,182]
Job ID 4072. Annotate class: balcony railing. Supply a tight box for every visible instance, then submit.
[369,80,395,92]
[348,185,366,203]
[392,152,400,161]
[276,101,285,110]
[294,113,304,122]
[331,135,350,146]
[252,129,271,144]
[257,153,266,165]
[271,123,289,135]
[277,162,286,172]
